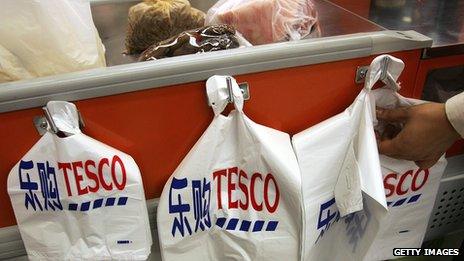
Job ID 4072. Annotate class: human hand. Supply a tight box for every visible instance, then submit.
[376,103,461,169]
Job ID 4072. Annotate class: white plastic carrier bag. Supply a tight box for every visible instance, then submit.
[7,101,152,260]
[292,55,394,260]
[157,75,303,261]
[364,55,447,260]
[0,0,106,82]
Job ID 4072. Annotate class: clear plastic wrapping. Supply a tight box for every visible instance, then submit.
[0,44,33,83]
[138,25,249,61]
[205,0,319,45]
[0,0,106,82]
[125,0,205,54]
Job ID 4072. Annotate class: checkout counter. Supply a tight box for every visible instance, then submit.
[0,0,463,259]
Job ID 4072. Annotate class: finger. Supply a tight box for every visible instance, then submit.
[375,130,381,147]
[378,138,404,158]
[381,124,401,141]
[415,156,441,169]
[415,159,436,169]
[376,107,410,123]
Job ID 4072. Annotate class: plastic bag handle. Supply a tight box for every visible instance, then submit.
[45,101,82,137]
[206,75,244,116]
[364,55,405,92]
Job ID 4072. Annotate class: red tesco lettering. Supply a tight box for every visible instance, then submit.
[384,169,429,197]
[213,167,279,213]
[58,155,126,196]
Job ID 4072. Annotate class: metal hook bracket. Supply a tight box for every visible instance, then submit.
[33,106,85,136]
[226,77,251,103]
[355,57,400,90]
[355,66,369,84]
[42,106,58,134]
[207,81,250,106]
[226,77,234,103]
[379,56,390,82]
[355,57,393,84]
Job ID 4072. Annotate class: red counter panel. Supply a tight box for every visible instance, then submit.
[0,50,421,227]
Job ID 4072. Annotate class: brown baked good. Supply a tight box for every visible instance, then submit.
[125,0,205,54]
[138,24,240,61]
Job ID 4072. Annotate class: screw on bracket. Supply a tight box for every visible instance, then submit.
[355,66,369,84]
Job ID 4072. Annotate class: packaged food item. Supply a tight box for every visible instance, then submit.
[138,25,243,61]
[0,0,106,82]
[125,0,205,54]
[206,0,319,45]
[7,101,152,260]
[157,76,303,261]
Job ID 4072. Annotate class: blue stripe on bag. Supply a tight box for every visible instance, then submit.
[252,221,265,232]
[239,220,251,231]
[266,221,278,231]
[67,197,128,211]
[215,218,279,232]
[393,198,407,207]
[226,218,239,230]
[215,217,227,228]
[407,194,421,203]
[389,194,422,208]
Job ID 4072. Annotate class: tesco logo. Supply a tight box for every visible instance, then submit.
[213,167,280,213]
[58,155,127,197]
[384,169,429,197]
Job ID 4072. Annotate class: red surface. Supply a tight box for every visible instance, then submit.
[413,54,464,157]
[0,50,421,227]
[447,140,464,158]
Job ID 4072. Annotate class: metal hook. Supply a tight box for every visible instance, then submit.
[379,56,390,82]
[206,78,250,107]
[355,56,401,91]
[34,106,85,136]
[77,110,86,129]
[380,56,401,90]
[355,56,398,88]
[226,77,234,104]
[42,106,58,134]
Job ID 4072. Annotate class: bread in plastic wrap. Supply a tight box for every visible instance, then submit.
[125,0,205,54]
[206,0,319,45]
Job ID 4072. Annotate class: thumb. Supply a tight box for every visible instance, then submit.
[376,107,409,123]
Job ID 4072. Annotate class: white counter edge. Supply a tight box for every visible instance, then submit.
[0,30,431,113]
